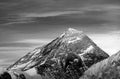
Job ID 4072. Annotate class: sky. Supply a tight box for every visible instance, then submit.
[0,0,120,67]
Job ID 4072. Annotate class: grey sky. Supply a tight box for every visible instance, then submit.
[0,0,120,67]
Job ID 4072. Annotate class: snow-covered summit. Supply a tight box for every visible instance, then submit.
[66,28,83,35]
[60,28,84,37]
[60,28,86,44]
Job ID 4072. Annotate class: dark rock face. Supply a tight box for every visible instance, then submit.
[7,28,109,79]
[0,72,12,79]
[14,72,26,79]
[79,51,120,79]
[36,52,86,79]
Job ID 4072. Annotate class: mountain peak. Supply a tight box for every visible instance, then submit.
[7,28,109,79]
[67,28,82,33]
[60,28,83,37]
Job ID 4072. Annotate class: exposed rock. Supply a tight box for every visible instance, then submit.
[80,51,120,79]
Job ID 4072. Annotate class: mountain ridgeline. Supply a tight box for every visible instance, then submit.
[1,28,109,79]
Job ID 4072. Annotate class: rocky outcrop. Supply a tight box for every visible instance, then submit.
[6,28,109,79]
[79,51,120,79]
[0,72,12,79]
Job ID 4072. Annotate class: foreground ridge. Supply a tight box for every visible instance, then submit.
[79,51,120,79]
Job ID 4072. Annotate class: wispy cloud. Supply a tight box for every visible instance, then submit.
[2,4,120,25]
[16,39,51,44]
[0,38,51,67]
[0,46,33,67]
[21,11,83,18]
[2,11,84,25]
[83,4,120,11]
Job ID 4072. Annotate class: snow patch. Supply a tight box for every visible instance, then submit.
[84,45,94,53]
[31,49,41,59]
[67,37,81,43]
[78,45,95,57]
[11,61,32,70]
[60,32,65,37]
[78,54,84,60]
[25,68,37,76]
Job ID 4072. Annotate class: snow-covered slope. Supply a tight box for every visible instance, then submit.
[7,28,109,79]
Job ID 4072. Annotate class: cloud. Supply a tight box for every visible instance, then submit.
[0,39,50,50]
[0,0,118,24]
[0,47,31,51]
[24,11,109,26]
[0,46,33,67]
[81,5,120,24]
[21,11,83,18]
[0,38,51,67]
[83,4,120,11]
[16,39,51,44]
[1,0,120,25]
[2,11,83,25]
[4,4,120,26]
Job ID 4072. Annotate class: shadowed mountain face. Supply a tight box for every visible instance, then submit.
[0,72,12,79]
[6,28,109,79]
[79,51,120,79]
